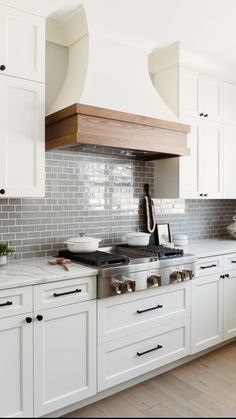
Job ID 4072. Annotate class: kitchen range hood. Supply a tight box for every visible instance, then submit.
[46,1,190,159]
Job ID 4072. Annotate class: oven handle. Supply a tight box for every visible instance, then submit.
[137,304,163,314]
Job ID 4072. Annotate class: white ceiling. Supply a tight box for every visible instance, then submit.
[1,0,236,67]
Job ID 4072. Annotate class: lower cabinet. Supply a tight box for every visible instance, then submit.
[191,274,223,354]
[98,318,190,391]
[0,314,34,418]
[223,271,236,340]
[0,284,97,418]
[191,266,236,354]
[34,301,96,417]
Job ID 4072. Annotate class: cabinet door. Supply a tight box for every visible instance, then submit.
[179,117,204,198]
[34,301,96,417]
[0,76,45,198]
[202,122,223,198]
[203,76,223,123]
[223,125,236,198]
[0,5,45,82]
[223,272,236,340]
[191,274,223,354]
[179,67,203,118]
[224,82,236,126]
[0,314,33,418]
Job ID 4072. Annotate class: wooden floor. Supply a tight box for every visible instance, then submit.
[63,342,236,418]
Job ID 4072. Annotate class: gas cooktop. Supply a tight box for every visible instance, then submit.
[58,244,196,299]
[59,243,184,268]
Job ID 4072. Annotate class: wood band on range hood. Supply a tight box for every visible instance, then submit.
[45,103,190,160]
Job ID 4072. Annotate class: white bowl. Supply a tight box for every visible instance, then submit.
[173,234,188,246]
[126,232,151,246]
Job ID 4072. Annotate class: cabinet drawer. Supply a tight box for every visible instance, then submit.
[0,286,32,318]
[98,283,190,343]
[98,319,190,391]
[34,277,97,310]
[224,253,236,271]
[196,255,223,277]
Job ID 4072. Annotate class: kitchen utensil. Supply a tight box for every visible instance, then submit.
[144,184,156,234]
[64,236,102,253]
[48,258,71,265]
[56,257,69,271]
[126,232,151,246]
[227,213,236,239]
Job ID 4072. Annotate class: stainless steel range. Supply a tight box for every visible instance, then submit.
[59,244,196,299]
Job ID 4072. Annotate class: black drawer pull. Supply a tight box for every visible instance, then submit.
[0,301,12,308]
[231,261,236,264]
[53,288,82,298]
[137,344,163,357]
[200,264,217,270]
[137,305,163,314]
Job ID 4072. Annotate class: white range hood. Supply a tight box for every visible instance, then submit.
[46,1,189,158]
[47,0,178,120]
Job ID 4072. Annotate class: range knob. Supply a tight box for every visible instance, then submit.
[123,277,136,292]
[111,280,126,295]
[147,275,161,288]
[181,269,193,280]
[170,271,183,284]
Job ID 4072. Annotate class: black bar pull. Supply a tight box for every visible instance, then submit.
[0,301,13,308]
[231,261,236,264]
[200,264,217,270]
[53,288,82,298]
[137,344,163,357]
[137,305,163,314]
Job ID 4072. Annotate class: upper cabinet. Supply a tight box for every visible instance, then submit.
[0,5,45,198]
[180,69,223,123]
[0,5,45,82]
[151,43,236,199]
[0,76,45,198]
[224,82,236,126]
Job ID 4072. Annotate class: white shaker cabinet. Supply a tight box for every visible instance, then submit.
[0,76,45,197]
[191,274,223,354]
[223,271,236,341]
[152,45,229,199]
[224,82,236,126]
[34,301,96,417]
[0,314,34,418]
[0,4,45,82]
[154,118,223,199]
[202,121,223,198]
[223,125,236,198]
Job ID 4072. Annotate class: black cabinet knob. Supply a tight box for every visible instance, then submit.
[204,114,209,118]
[199,113,204,117]
[25,317,32,324]
[0,65,6,71]
[204,193,208,197]
[0,189,5,195]
[36,314,43,321]
[200,193,204,197]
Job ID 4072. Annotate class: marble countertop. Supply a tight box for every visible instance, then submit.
[0,257,98,290]
[181,239,236,258]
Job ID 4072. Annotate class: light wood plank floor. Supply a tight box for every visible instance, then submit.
[63,341,236,418]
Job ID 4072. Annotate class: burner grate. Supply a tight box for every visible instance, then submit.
[58,250,130,267]
[116,244,184,258]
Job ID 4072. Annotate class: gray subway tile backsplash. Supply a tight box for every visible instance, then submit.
[0,150,236,259]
